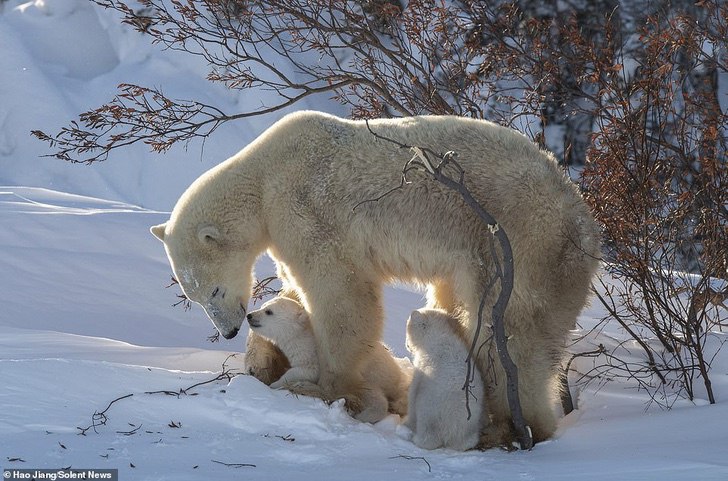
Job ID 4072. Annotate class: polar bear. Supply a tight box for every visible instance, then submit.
[404,308,485,451]
[151,111,600,445]
[246,296,409,422]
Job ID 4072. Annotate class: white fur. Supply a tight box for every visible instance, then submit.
[152,111,601,444]
[404,309,485,451]
[246,297,319,390]
[247,296,409,423]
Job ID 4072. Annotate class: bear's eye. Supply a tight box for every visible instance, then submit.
[265,309,273,315]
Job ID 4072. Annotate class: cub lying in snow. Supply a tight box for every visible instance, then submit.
[404,308,486,451]
[246,296,409,423]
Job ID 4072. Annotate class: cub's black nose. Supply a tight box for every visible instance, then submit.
[247,315,261,328]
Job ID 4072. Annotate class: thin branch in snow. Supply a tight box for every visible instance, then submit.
[76,356,243,435]
[211,460,256,468]
[389,454,432,473]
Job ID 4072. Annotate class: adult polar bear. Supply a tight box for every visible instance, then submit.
[151,111,600,445]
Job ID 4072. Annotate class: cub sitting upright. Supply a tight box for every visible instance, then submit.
[404,308,485,451]
[246,296,409,423]
[246,296,319,391]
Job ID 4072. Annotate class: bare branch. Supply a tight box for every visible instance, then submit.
[211,460,256,468]
[389,454,432,473]
[76,355,244,435]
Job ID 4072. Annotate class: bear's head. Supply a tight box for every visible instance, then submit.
[246,297,310,343]
[150,181,267,340]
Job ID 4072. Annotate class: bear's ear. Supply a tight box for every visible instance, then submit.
[198,224,221,245]
[150,223,167,241]
[410,310,423,322]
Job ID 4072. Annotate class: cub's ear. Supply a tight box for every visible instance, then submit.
[150,223,167,241]
[410,310,423,322]
[296,309,309,324]
[198,224,221,245]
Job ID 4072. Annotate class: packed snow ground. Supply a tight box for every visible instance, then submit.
[2,188,727,481]
[1,1,728,480]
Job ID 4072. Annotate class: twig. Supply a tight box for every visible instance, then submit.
[390,454,432,473]
[143,389,187,397]
[211,460,257,468]
[251,276,281,302]
[76,393,134,435]
[144,368,239,397]
[264,433,295,442]
[560,345,606,414]
[116,424,142,436]
[166,276,192,311]
[592,281,667,384]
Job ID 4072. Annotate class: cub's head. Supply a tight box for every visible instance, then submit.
[406,309,466,357]
[405,310,429,348]
[246,297,309,343]
[151,179,267,340]
[406,308,451,348]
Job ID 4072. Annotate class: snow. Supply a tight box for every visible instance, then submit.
[1,1,727,480]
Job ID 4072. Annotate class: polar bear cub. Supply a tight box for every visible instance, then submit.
[246,296,409,423]
[404,308,485,451]
[246,296,319,390]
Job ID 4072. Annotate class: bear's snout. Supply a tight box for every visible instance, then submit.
[222,326,240,339]
[247,313,261,328]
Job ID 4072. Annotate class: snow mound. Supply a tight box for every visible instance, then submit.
[7,0,119,80]
[1,186,727,480]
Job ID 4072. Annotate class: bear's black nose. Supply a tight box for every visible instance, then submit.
[222,327,239,340]
[246,313,253,320]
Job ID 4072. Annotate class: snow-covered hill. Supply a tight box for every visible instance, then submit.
[2,187,727,480]
[1,1,727,480]
[0,0,344,210]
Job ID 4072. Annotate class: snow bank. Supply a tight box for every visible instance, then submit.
[1,186,727,481]
[0,0,345,210]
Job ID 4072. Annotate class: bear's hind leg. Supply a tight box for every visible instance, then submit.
[482,333,560,446]
[447,429,480,452]
[356,388,389,423]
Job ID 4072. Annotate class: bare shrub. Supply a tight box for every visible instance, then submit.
[578,3,728,406]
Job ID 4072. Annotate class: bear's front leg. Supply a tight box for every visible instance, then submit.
[304,270,384,417]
